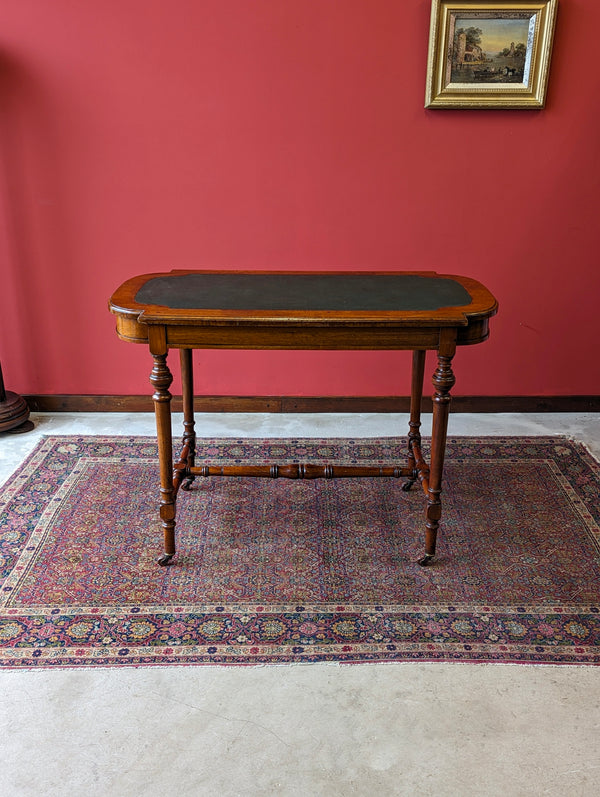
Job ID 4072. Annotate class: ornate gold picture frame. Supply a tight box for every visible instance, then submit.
[425,0,558,108]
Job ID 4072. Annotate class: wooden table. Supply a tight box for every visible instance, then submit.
[109,271,497,567]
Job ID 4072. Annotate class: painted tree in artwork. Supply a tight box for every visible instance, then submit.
[499,42,526,58]
[458,26,483,48]
[453,26,484,63]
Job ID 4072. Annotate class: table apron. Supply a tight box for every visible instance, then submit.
[147,320,491,350]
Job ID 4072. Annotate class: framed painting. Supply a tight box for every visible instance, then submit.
[425,0,558,108]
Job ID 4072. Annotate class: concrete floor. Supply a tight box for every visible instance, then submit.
[1,412,599,797]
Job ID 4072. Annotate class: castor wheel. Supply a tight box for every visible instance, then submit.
[181,477,195,491]
[158,554,174,566]
[418,553,435,567]
[402,480,415,492]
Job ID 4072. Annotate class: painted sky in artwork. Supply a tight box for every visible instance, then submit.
[455,17,531,53]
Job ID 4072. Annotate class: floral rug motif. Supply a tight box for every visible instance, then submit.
[1,435,599,668]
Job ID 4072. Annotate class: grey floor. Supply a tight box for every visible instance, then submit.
[1,412,599,797]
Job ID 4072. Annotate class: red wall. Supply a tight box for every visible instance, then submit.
[1,0,598,398]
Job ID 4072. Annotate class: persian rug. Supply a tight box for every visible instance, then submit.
[0,435,599,668]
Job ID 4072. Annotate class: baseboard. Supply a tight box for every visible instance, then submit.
[23,394,600,413]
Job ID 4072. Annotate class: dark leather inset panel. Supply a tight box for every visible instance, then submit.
[135,273,472,312]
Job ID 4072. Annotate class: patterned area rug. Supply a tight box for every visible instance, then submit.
[1,435,599,668]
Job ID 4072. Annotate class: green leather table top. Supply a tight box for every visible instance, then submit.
[134,273,472,312]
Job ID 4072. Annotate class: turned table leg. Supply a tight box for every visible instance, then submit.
[419,329,457,567]
[149,327,176,566]
[179,348,196,491]
[403,349,426,492]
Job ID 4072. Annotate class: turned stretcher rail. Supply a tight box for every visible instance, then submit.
[409,441,431,495]
[175,463,414,479]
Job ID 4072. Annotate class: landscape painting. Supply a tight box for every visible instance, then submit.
[449,14,534,84]
[425,0,558,109]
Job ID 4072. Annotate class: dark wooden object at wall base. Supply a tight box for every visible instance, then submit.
[0,362,33,434]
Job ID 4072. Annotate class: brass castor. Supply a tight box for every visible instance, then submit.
[158,554,174,566]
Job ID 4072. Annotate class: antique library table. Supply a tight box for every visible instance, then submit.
[109,271,498,567]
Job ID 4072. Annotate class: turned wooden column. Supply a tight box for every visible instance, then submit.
[0,361,33,433]
[179,348,196,490]
[148,326,176,565]
[404,349,426,490]
[421,328,457,564]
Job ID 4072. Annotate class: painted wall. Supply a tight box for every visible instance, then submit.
[0,0,598,398]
